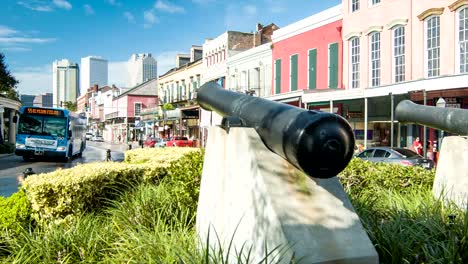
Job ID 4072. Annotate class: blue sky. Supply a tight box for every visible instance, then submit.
[0,0,340,95]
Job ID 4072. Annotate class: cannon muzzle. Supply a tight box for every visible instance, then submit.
[395,100,468,135]
[197,82,355,179]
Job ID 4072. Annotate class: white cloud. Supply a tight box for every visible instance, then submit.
[109,61,129,88]
[1,47,32,52]
[156,51,180,76]
[106,0,121,6]
[17,1,53,12]
[191,0,215,4]
[53,0,72,10]
[154,0,185,14]
[124,11,135,23]
[0,26,17,37]
[84,4,94,15]
[143,10,158,28]
[243,5,257,16]
[0,37,56,44]
[13,64,53,95]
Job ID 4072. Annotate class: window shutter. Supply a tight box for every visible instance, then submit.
[291,54,298,91]
[329,43,339,88]
[308,49,317,89]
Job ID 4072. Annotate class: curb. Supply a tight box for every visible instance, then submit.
[0,153,14,159]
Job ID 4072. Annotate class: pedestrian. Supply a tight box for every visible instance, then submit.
[413,137,423,155]
[427,140,434,161]
[118,134,121,143]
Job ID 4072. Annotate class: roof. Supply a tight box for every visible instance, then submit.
[115,78,158,99]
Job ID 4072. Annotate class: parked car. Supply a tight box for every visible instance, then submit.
[85,132,93,141]
[143,137,160,148]
[92,135,104,142]
[355,147,434,169]
[166,136,193,147]
[155,138,167,148]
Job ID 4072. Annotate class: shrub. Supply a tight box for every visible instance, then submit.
[23,163,147,223]
[0,143,14,154]
[163,149,204,217]
[0,189,32,234]
[338,158,435,195]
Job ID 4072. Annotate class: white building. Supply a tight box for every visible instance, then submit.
[127,53,157,88]
[52,59,79,108]
[226,43,273,98]
[80,56,108,96]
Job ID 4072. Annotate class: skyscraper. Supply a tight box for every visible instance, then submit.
[127,53,157,87]
[33,93,53,107]
[19,94,35,106]
[80,56,108,96]
[52,59,79,108]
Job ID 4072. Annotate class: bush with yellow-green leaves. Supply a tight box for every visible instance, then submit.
[21,147,200,224]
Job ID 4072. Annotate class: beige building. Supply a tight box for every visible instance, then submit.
[156,46,203,142]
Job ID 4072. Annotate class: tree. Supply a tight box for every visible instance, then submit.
[0,53,19,101]
[163,103,174,111]
[64,101,77,112]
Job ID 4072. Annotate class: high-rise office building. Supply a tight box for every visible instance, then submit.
[19,94,35,106]
[33,93,53,107]
[80,56,108,96]
[127,53,157,87]
[52,59,79,108]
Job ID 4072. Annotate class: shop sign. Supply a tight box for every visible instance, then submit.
[346,111,363,118]
[433,97,461,108]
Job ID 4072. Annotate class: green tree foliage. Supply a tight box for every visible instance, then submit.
[163,103,174,111]
[0,53,19,100]
[63,101,77,111]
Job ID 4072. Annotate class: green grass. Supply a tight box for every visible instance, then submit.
[1,155,467,263]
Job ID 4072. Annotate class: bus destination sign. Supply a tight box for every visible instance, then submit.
[25,108,64,117]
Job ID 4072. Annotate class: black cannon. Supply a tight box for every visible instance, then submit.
[395,100,468,135]
[197,82,355,179]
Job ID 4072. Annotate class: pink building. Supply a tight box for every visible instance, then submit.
[105,79,158,142]
[340,0,468,149]
[270,5,343,107]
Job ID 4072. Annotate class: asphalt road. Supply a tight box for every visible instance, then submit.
[0,141,125,197]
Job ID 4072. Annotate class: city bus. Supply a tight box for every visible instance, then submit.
[14,106,87,161]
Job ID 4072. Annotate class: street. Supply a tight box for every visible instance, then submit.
[0,141,126,197]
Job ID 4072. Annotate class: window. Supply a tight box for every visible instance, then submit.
[351,0,360,12]
[308,49,317,89]
[369,32,381,87]
[275,59,281,94]
[350,37,360,88]
[329,43,339,88]
[290,54,298,91]
[458,7,468,73]
[358,149,374,158]
[134,103,142,116]
[370,0,380,5]
[393,26,405,82]
[373,149,389,158]
[425,16,440,77]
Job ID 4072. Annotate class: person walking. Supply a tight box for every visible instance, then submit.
[413,137,423,155]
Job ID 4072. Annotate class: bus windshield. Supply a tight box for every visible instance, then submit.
[18,115,67,137]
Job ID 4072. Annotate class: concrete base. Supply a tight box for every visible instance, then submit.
[433,136,468,209]
[196,127,378,263]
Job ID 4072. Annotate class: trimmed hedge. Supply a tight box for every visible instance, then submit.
[22,147,201,224]
[338,158,435,195]
[0,189,32,234]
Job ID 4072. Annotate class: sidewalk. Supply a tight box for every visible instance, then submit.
[0,153,14,159]
[90,141,141,153]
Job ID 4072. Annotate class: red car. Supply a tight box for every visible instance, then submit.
[166,136,193,147]
[143,137,159,148]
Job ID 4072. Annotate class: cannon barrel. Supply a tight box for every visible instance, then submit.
[197,82,355,179]
[395,100,468,135]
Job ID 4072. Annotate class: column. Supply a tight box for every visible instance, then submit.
[330,100,334,113]
[364,97,368,149]
[9,110,16,144]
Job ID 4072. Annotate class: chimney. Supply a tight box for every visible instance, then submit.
[256,23,263,31]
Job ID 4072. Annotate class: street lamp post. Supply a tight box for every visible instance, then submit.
[436,97,447,149]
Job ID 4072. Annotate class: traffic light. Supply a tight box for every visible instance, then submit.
[60,101,63,107]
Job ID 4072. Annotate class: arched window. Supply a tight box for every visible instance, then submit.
[350,37,360,88]
[457,7,468,73]
[393,26,405,82]
[369,32,381,87]
[425,16,440,77]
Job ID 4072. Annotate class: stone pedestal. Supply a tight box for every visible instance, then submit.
[196,127,378,263]
[433,136,468,209]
